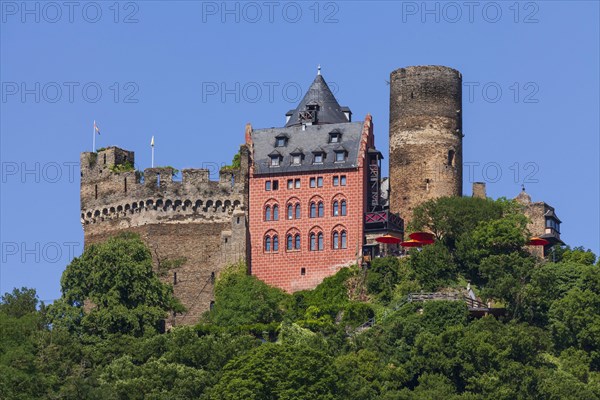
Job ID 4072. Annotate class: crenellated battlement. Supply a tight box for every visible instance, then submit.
[80,146,249,215]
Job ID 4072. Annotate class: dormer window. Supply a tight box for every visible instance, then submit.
[329,130,342,143]
[290,148,304,166]
[275,134,288,147]
[334,148,347,162]
[269,150,282,167]
[312,147,325,164]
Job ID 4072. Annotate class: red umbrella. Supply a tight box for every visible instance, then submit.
[376,234,402,244]
[409,232,435,242]
[528,237,550,246]
[400,239,425,247]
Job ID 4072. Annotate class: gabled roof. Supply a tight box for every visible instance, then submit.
[284,74,350,127]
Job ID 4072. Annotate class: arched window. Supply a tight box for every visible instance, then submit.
[287,204,293,220]
[333,231,339,249]
[273,235,279,251]
[295,234,301,250]
[341,200,347,216]
[333,201,339,216]
[273,205,279,220]
[310,202,316,218]
[265,236,271,252]
[318,232,324,250]
[265,205,271,221]
[287,234,293,250]
[341,231,347,249]
[318,202,324,217]
[295,204,301,219]
[310,233,316,251]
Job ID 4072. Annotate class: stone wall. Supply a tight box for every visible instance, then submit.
[472,182,487,199]
[389,65,463,225]
[80,145,249,325]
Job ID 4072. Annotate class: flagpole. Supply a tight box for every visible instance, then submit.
[93,120,96,151]
[151,136,155,167]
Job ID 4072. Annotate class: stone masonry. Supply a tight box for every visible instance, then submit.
[80,146,249,325]
[389,65,463,226]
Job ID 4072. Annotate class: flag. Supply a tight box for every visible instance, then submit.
[151,136,155,147]
[94,120,100,135]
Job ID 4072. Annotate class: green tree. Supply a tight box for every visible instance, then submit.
[0,287,39,318]
[367,256,402,303]
[209,263,287,327]
[410,197,504,248]
[562,246,597,266]
[520,261,597,325]
[208,343,337,399]
[408,242,457,291]
[479,252,537,318]
[549,287,600,368]
[51,233,183,336]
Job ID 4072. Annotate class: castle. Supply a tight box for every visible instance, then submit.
[80,65,561,325]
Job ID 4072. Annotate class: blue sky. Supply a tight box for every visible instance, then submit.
[1,1,599,302]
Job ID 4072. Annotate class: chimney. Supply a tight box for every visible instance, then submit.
[472,182,486,199]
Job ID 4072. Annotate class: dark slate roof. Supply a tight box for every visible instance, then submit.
[251,122,364,175]
[544,209,561,223]
[285,74,350,127]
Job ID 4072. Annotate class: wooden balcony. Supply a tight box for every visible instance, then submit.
[364,210,404,233]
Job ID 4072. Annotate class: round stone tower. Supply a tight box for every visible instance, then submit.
[388,65,463,226]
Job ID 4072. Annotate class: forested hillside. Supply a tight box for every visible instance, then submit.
[1,197,599,399]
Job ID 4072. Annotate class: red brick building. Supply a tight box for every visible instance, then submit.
[246,72,400,292]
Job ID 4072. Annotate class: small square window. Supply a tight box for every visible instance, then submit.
[292,155,301,165]
[335,151,345,162]
[295,179,301,189]
[301,268,306,276]
[310,177,316,188]
[333,176,339,186]
[340,175,347,186]
[276,137,287,147]
[272,180,279,190]
[287,179,293,189]
[317,177,323,187]
[270,156,280,166]
[329,131,342,143]
[265,181,271,191]
[314,153,323,164]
